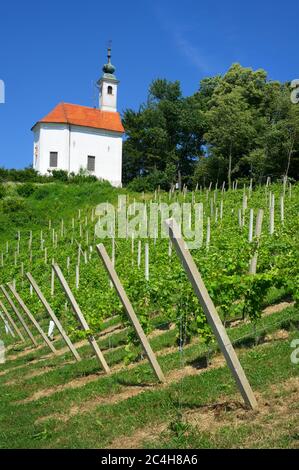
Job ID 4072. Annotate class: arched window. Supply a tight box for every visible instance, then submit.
[107,85,113,95]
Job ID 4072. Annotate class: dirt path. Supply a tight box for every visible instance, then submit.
[263,301,295,316]
[1,300,294,385]
[108,373,299,449]
[34,354,226,424]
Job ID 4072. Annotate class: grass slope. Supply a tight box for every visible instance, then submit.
[0,181,126,243]
[0,181,299,449]
[0,305,298,448]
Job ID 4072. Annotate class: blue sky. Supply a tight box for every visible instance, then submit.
[0,0,299,169]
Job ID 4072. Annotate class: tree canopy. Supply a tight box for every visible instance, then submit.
[122,64,299,190]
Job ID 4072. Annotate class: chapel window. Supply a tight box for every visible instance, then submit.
[49,152,58,167]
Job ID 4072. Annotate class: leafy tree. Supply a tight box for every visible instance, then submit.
[276,98,299,178]
[252,84,299,179]
[204,88,256,187]
[122,79,205,186]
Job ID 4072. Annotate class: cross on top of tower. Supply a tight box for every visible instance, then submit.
[103,41,116,76]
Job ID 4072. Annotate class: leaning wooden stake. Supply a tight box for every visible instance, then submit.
[52,264,110,373]
[249,209,264,275]
[0,285,38,347]
[96,243,165,383]
[7,284,57,354]
[0,299,25,341]
[0,309,15,337]
[248,208,254,243]
[165,218,258,410]
[26,273,81,362]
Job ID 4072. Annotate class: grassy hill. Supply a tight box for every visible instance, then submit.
[0,180,299,448]
[0,180,125,242]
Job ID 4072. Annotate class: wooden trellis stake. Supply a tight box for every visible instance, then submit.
[145,243,149,281]
[0,285,37,347]
[280,195,284,224]
[269,194,275,235]
[165,218,258,410]
[26,273,81,362]
[206,217,211,249]
[51,259,55,296]
[0,301,23,340]
[248,208,254,243]
[0,310,15,337]
[96,243,165,383]
[0,304,16,338]
[52,264,110,373]
[7,284,57,354]
[76,265,80,289]
[249,209,264,275]
[220,199,223,220]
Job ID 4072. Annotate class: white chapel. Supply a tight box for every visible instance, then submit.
[32,48,124,187]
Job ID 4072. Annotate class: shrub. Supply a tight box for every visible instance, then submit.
[68,170,98,184]
[126,169,171,192]
[52,170,69,182]
[1,197,26,213]
[0,166,41,182]
[0,184,6,199]
[33,186,51,200]
[16,183,36,198]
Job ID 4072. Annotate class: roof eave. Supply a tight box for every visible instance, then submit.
[31,121,124,134]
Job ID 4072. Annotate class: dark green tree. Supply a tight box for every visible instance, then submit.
[122,79,205,186]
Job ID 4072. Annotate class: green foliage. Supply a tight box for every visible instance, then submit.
[0,183,6,199]
[52,170,69,182]
[16,183,36,198]
[204,87,256,188]
[127,168,172,192]
[1,196,26,213]
[68,172,98,184]
[0,166,104,185]
[0,166,45,182]
[123,63,299,188]
[33,186,51,200]
[0,181,298,364]
[122,78,205,186]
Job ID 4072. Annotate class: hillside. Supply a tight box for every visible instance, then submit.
[0,181,125,242]
[0,180,299,449]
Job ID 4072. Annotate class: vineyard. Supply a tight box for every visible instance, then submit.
[0,180,299,448]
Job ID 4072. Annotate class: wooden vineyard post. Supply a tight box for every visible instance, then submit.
[26,273,81,362]
[137,240,141,267]
[248,208,254,243]
[269,194,275,235]
[249,209,264,275]
[165,218,258,410]
[0,285,38,347]
[280,195,284,225]
[76,265,80,290]
[220,199,223,220]
[7,284,57,354]
[145,243,149,281]
[96,243,165,383]
[51,263,55,297]
[52,264,110,374]
[0,308,15,337]
[0,299,25,341]
[206,217,211,250]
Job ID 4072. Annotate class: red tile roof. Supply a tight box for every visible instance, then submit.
[32,102,124,133]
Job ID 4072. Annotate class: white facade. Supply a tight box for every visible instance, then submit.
[98,78,118,112]
[33,123,122,187]
[32,49,123,187]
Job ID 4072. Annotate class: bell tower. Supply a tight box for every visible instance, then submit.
[97,45,119,112]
